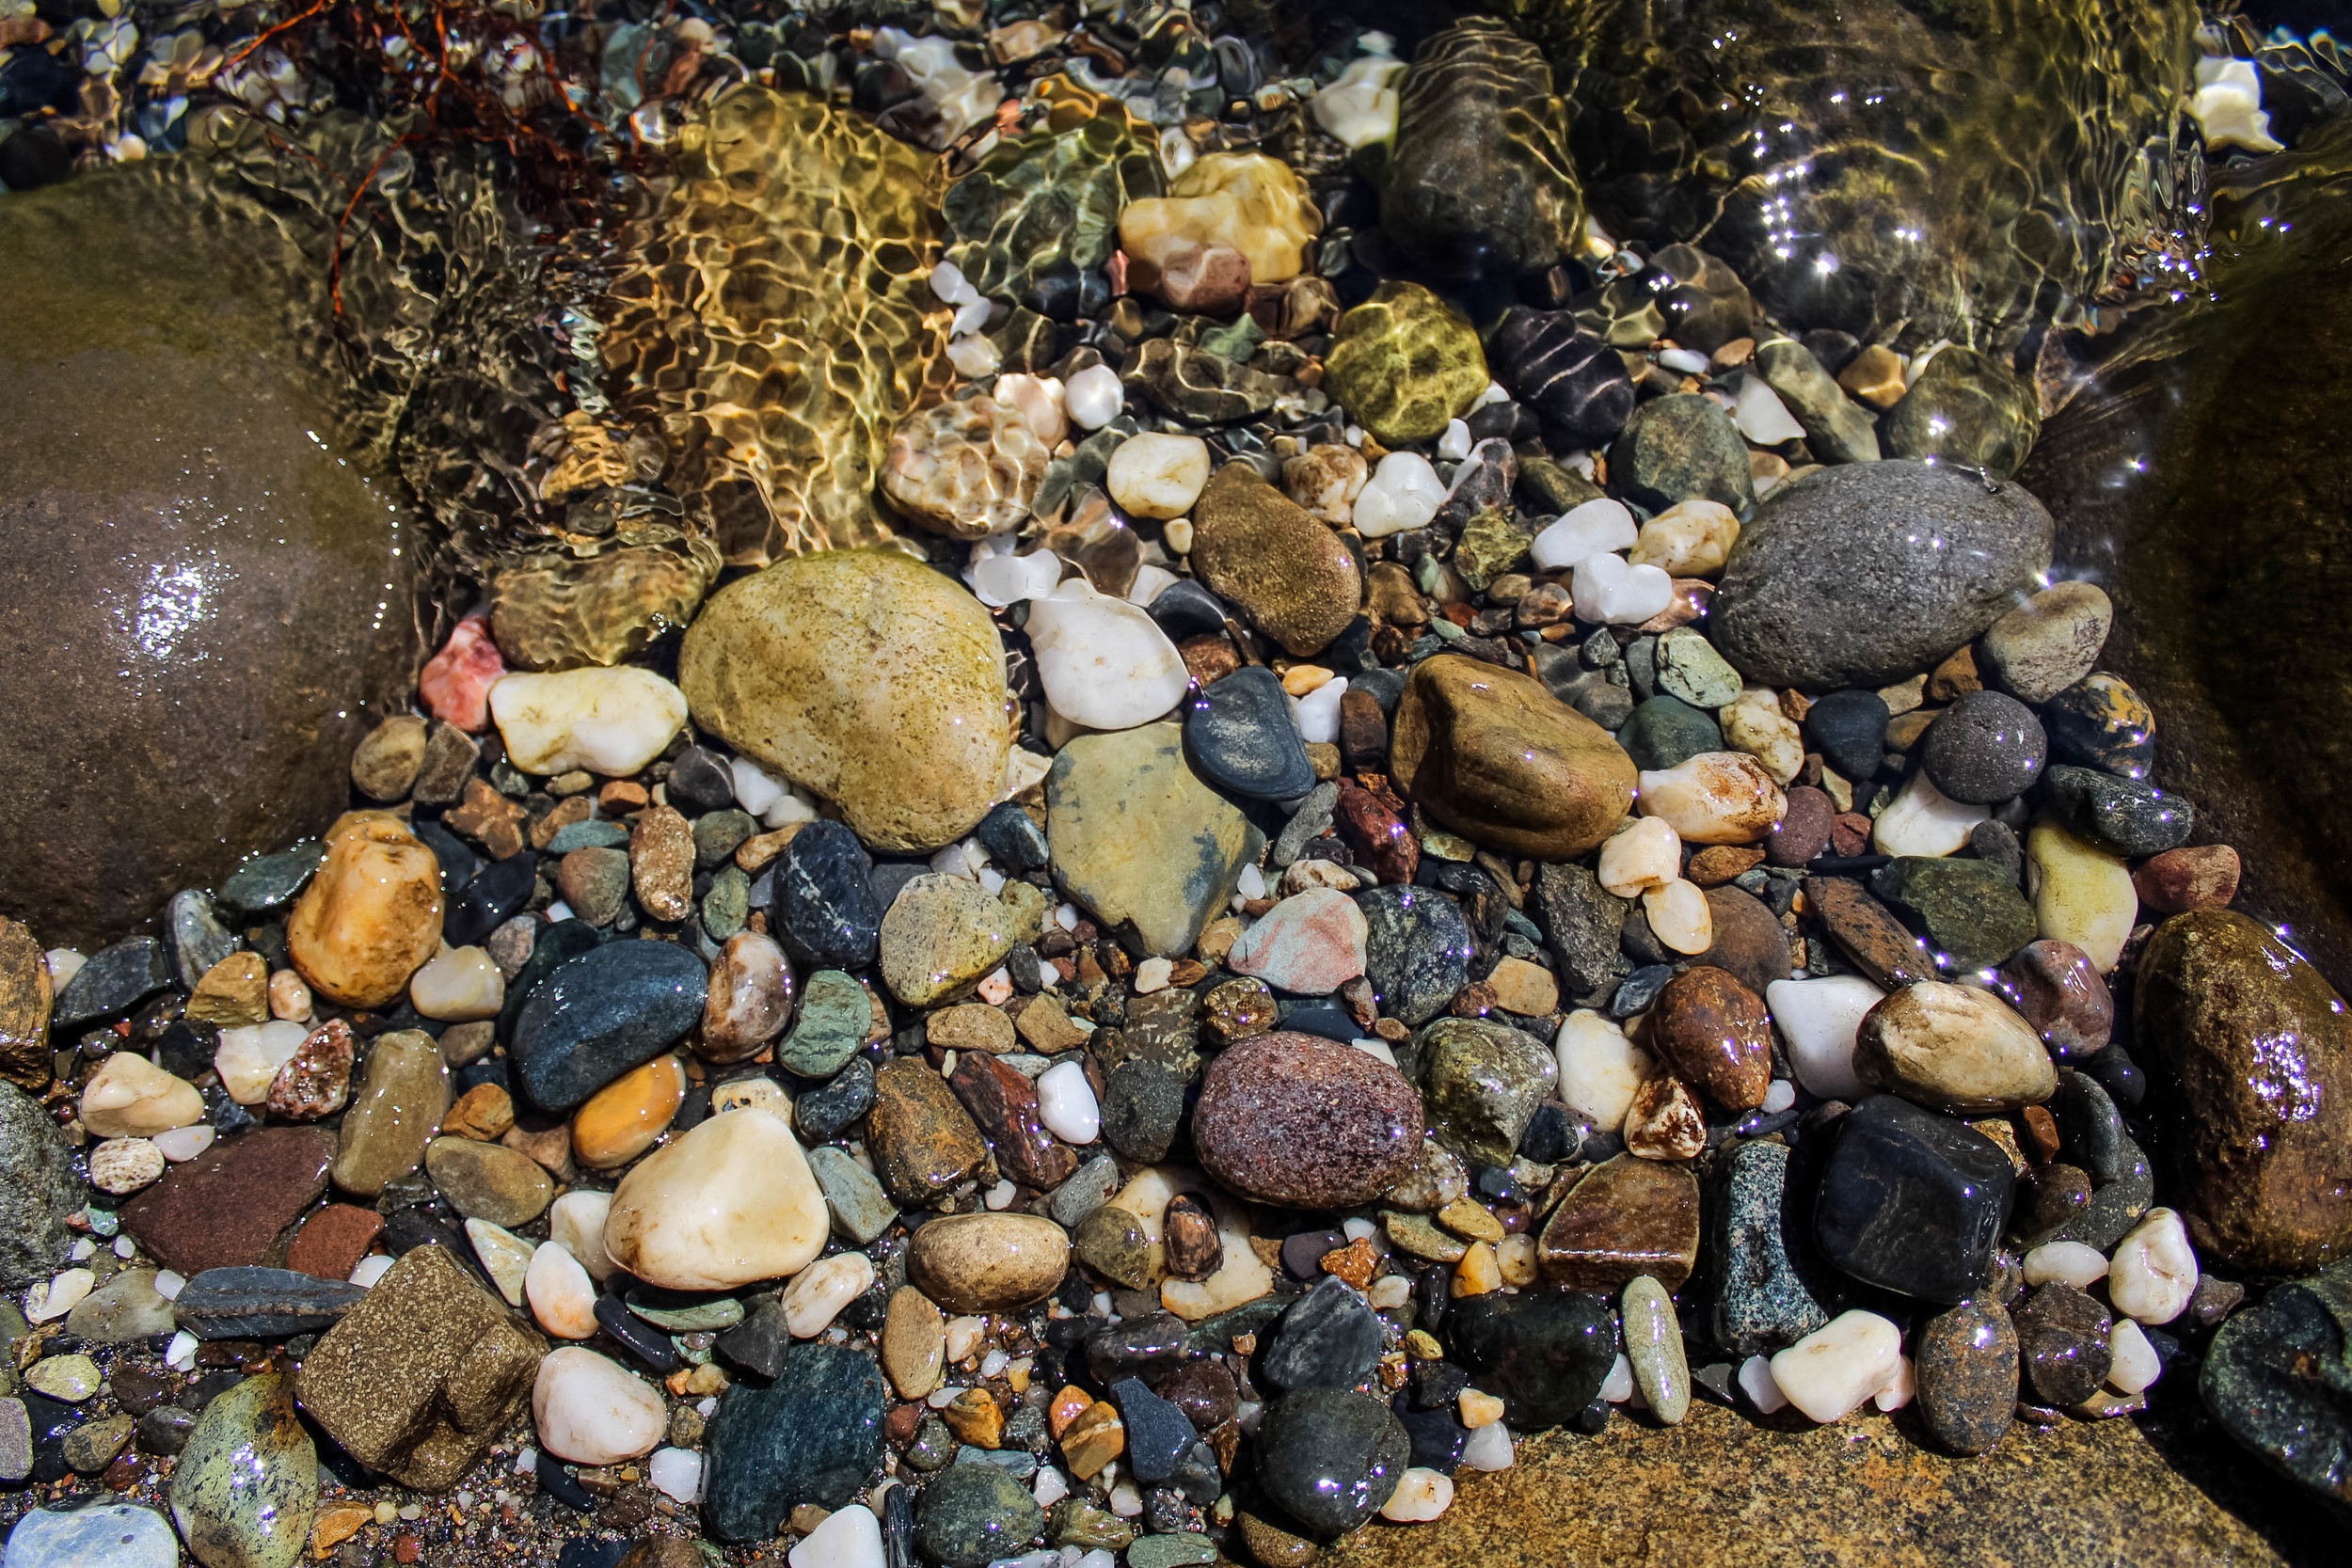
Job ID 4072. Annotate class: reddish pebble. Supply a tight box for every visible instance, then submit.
[1994,938,2114,1057]
[1647,967,1773,1112]
[1152,241,1251,315]
[419,612,505,734]
[2131,844,2240,913]
[268,1018,356,1119]
[395,1533,422,1564]
[1335,780,1418,884]
[1829,811,1874,857]
[1768,785,1834,868]
[1193,1032,1423,1208]
[286,1203,385,1281]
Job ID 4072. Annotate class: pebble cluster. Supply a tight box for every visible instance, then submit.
[5,4,2352,1568]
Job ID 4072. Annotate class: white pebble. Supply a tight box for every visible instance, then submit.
[1032,1467,1069,1510]
[2108,1319,2163,1395]
[44,949,86,989]
[1064,364,1124,431]
[1872,769,1990,858]
[790,1500,883,1568]
[2107,1208,2198,1324]
[152,1271,185,1301]
[1342,1216,1379,1243]
[1132,958,1173,995]
[1765,975,1884,1100]
[1737,1354,1789,1414]
[548,1190,617,1282]
[349,1254,395,1288]
[1163,519,1194,555]
[69,1238,94,1262]
[946,1315,986,1363]
[1126,565,1177,609]
[1236,863,1267,900]
[488,667,689,777]
[215,1020,310,1105]
[151,1123,216,1163]
[1532,498,1639,572]
[1055,904,1081,932]
[532,1346,665,1465]
[1762,1080,1796,1113]
[1733,376,1806,444]
[1657,347,1710,375]
[1458,1420,1514,1471]
[1310,53,1403,150]
[969,550,1064,609]
[1038,1060,1100,1144]
[980,1349,1009,1379]
[2022,1241,2108,1290]
[526,1242,599,1339]
[409,943,504,1022]
[994,373,1068,447]
[787,1253,878,1338]
[1571,551,1676,625]
[1872,1354,1915,1411]
[929,260,979,308]
[1025,579,1188,733]
[1108,1482,1143,1517]
[1106,433,1211,520]
[24,1269,93,1323]
[1643,878,1714,955]
[983,1180,1017,1211]
[166,1330,199,1370]
[88,1137,166,1196]
[1368,1275,1411,1310]
[1350,451,1446,537]
[1597,816,1680,897]
[1554,1009,1653,1132]
[947,335,1000,379]
[729,757,787,816]
[1379,1466,1455,1522]
[1599,1354,1634,1403]
[927,1386,961,1410]
[1769,1310,1903,1423]
[649,1447,705,1506]
[1436,420,1474,462]
[1291,676,1349,745]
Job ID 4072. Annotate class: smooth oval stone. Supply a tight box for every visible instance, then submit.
[1538,1155,1701,1293]
[2135,909,2352,1273]
[532,1346,666,1465]
[2042,672,2155,779]
[1619,694,1724,773]
[914,1456,1045,1568]
[1813,1095,2016,1305]
[876,876,1017,1008]
[771,819,880,973]
[64,1268,176,1343]
[1853,981,2057,1113]
[1711,462,2053,690]
[1188,463,1363,657]
[1047,723,1261,959]
[511,940,707,1111]
[1611,393,1755,513]
[1183,666,1315,801]
[679,549,1011,855]
[1443,1290,1614,1429]
[1413,1017,1557,1165]
[1804,689,1893,782]
[1622,1275,1691,1424]
[329,1029,449,1197]
[1192,1032,1423,1208]
[1646,966,1773,1112]
[6,1503,179,1568]
[1254,1387,1410,1536]
[603,1107,827,1292]
[494,919,602,1041]
[2012,1281,2113,1406]
[704,1342,888,1542]
[1883,344,2040,480]
[1390,655,1637,861]
[169,1371,315,1568]
[1922,689,2048,804]
[867,1059,991,1205]
[700,932,796,1065]
[906,1212,1071,1313]
[287,812,445,1009]
[1915,1299,2018,1456]
[423,1138,553,1228]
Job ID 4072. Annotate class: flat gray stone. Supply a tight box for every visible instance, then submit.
[5,1502,178,1568]
[807,1145,898,1244]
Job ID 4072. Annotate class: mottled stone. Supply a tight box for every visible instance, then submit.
[511,940,707,1111]
[1915,1300,2017,1456]
[1193,1032,1423,1207]
[0,920,51,1089]
[2201,1258,2352,1509]
[424,1137,553,1227]
[1539,1155,1700,1291]
[1188,463,1363,657]
[948,1051,1078,1190]
[1611,393,1755,514]
[169,1370,315,1568]
[1706,1139,1831,1356]
[1647,967,1772,1112]
[867,1059,991,1205]
[878,876,1017,1007]
[120,1127,334,1277]
[1325,281,1488,446]
[1047,723,1261,958]
[1255,1388,1409,1536]
[1414,1016,1557,1165]
[703,1343,888,1542]
[1883,345,2040,481]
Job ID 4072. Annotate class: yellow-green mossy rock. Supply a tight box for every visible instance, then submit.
[679,549,1012,853]
[1324,280,1489,444]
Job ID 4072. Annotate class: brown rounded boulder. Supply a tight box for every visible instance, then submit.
[1390,655,1637,859]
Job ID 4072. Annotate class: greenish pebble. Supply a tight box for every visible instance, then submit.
[23,1355,99,1402]
[1755,339,1881,465]
[546,819,628,853]
[703,865,751,942]
[775,970,870,1077]
[1618,694,1724,771]
[693,809,759,870]
[914,1459,1045,1568]
[79,1207,119,1238]
[2201,1259,2352,1504]
[1621,1275,1691,1424]
[1324,280,1488,446]
[806,1145,898,1244]
[1072,1206,1154,1291]
[1049,1497,1135,1551]
[1382,1210,1469,1263]
[1611,392,1756,513]
[624,1285,745,1332]
[217,841,324,916]
[62,1413,133,1474]
[1454,508,1537,592]
[1414,1017,1557,1165]
[1870,856,2038,972]
[168,1371,316,1568]
[1882,344,2039,481]
[1655,627,1743,709]
[1128,1532,1219,1568]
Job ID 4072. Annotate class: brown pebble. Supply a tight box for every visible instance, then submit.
[1164,1194,1223,1280]
[445,1082,516,1141]
[1829,812,1874,857]
[1927,644,1983,703]
[1687,845,1765,887]
[1192,1032,1424,1208]
[1537,1154,1701,1291]
[1806,876,1937,990]
[943,1387,1005,1449]
[445,776,528,861]
[2131,844,2240,913]
[1646,967,1772,1112]
[285,1203,384,1281]
[1179,635,1241,688]
[1623,1074,1707,1161]
[1767,786,1834,868]
[1994,939,2113,1057]
[885,1402,924,1445]
[119,1126,335,1276]
[630,805,695,923]
[2020,1103,2061,1164]
[948,1051,1078,1189]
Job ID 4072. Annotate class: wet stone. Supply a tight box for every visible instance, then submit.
[53,938,172,1028]
[1996,939,2114,1057]
[703,1343,888,1543]
[5,1503,179,1568]
[2042,673,2154,780]
[1619,695,1723,773]
[1706,1139,1831,1356]
[1414,1017,1556,1164]
[1048,724,1262,959]
[1112,1376,1195,1483]
[1488,307,1632,451]
[1915,1299,2018,1456]
[1444,1290,1613,1429]
[1323,281,1487,447]
[1263,1275,1381,1392]
[1813,1095,2015,1305]
[771,820,881,972]
[1869,857,2038,973]
[914,1458,1045,1568]
[795,1057,877,1145]
[1806,878,1937,990]
[1184,666,1315,802]
[120,1126,334,1278]
[511,941,707,1111]
[1192,1032,1422,1208]
[169,1370,315,1568]
[1539,1155,1701,1293]
[171,1267,366,1340]
[1647,967,1772,1112]
[2043,765,2194,857]
[1920,690,2047,804]
[2201,1258,2352,1506]
[1255,1387,1409,1537]
[1804,689,1893,783]
[0,1083,80,1289]
[2012,1282,2113,1407]
[1883,345,2039,482]
[948,1051,1078,1190]
[1357,886,1474,1028]
[775,970,871,1078]
[1102,1059,1186,1164]
[867,1059,990,1205]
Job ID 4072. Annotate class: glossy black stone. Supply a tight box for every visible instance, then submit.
[972,802,1050,873]
[795,1057,877,1143]
[444,850,536,947]
[510,940,708,1110]
[1254,1387,1409,1536]
[1442,1290,1615,1429]
[1813,1094,2016,1304]
[1391,1393,1470,1470]
[536,1447,596,1510]
[216,839,324,915]
[703,1343,888,1542]
[1279,1006,1359,1044]
[771,819,882,971]
[52,937,171,1027]
[598,1294,685,1373]
[1805,689,1894,782]
[2042,764,2195,856]
[1147,578,1231,641]
[2011,1282,2113,1405]
[1088,1311,1191,1383]
[1261,1275,1380,1391]
[411,819,481,895]
[496,918,602,1042]
[1112,1376,1195,1483]
[1488,306,1635,451]
[1184,665,1315,802]
[667,746,736,813]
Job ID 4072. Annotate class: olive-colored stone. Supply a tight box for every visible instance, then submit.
[169,1370,316,1568]
[907,1212,1071,1313]
[0,918,51,1089]
[1915,1299,2017,1456]
[1046,723,1262,959]
[1188,464,1363,657]
[877,875,1019,1007]
[1414,1017,1557,1165]
[423,1136,553,1228]
[329,1029,450,1197]
[2134,909,2352,1273]
[1324,281,1488,445]
[1538,1155,1701,1291]
[1647,967,1773,1113]
[1390,655,1637,860]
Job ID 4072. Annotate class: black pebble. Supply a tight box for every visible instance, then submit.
[1806,689,1894,782]
[536,1448,596,1510]
[1147,579,1231,641]
[667,746,737,813]
[445,851,536,947]
[1813,1094,2016,1304]
[973,802,1050,873]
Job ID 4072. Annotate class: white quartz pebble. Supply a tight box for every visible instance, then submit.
[548,1190,617,1282]
[1108,1482,1143,1517]
[1597,816,1680,897]
[969,550,1064,609]
[1734,375,1806,444]
[1457,1420,1514,1471]
[1025,580,1188,732]
[1037,1060,1100,1144]
[1436,420,1474,461]
[1657,347,1710,375]
[2106,1208,2198,1324]
[166,1330,199,1370]
[43,949,86,990]
[2107,1319,2163,1395]
[1236,863,1267,900]
[1554,1010,1653,1132]
[649,1447,704,1506]
[947,335,1000,379]
[1126,565,1177,609]
[730,756,788,816]
[24,1269,93,1323]
[786,1252,878,1338]
[1769,1310,1903,1423]
[1872,769,1990,858]
[1644,878,1713,955]
[1106,433,1211,519]
[1369,1275,1411,1310]
[1132,958,1173,995]
[993,373,1067,447]
[1638,752,1788,844]
[1310,53,1403,150]
[2022,1241,2108,1290]
[983,1179,1017,1211]
[215,1020,310,1105]
[532,1347,666,1465]
[1032,1466,1069,1510]
[1292,676,1349,745]
[1351,451,1447,538]
[1571,552,1676,625]
[929,260,979,308]
[1873,1354,1915,1412]
[790,1501,883,1568]
[1599,1354,1634,1403]
[1765,975,1885,1100]
[1737,1354,1788,1413]
[1761,1080,1796,1113]
[409,943,504,1022]
[349,1254,395,1288]
[1063,364,1124,431]
[489,667,688,777]
[152,1270,185,1301]
[1533,498,1639,571]
[1379,1466,1455,1522]
[946,1315,986,1363]
[526,1242,598,1339]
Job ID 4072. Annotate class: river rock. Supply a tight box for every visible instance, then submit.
[771,820,880,972]
[1539,1155,1700,1291]
[1853,982,2056,1112]
[1357,885,1475,1027]
[326,1029,447,1196]
[1710,462,2053,689]
[5,1503,179,1568]
[1488,308,1633,451]
[0,167,421,951]
[78,1053,203,1139]
[1047,724,1260,958]
[601,1107,825,1291]
[532,1347,665,1465]
[1193,1032,1422,1206]
[704,1342,888,1541]
[1868,855,2038,973]
[171,1267,367,1340]
[1444,1290,1613,1428]
[1814,1095,2015,1304]
[120,1126,333,1277]
[1255,1388,1409,1536]
[1390,655,1635,860]
[1646,967,1772,1112]
[1183,665,1315,802]
[877,875,1017,1007]
[1415,1017,1556,1164]
[907,1212,1071,1312]
[868,1059,992,1204]
[511,940,707,1111]
[880,394,1048,540]
[65,1267,177,1342]
[1883,345,2040,480]
[286,812,444,1008]
[1379,19,1581,277]
[679,549,1012,853]
[1915,1299,2017,1455]
[2135,909,2352,1273]
[914,1457,1046,1568]
[2042,765,2194,857]
[1188,463,1362,657]
[1118,150,1318,286]
[1324,281,1487,445]
[948,1052,1077,1189]
[1610,393,1755,513]
[1227,889,1368,996]
[169,1371,315,1568]
[1706,1138,1832,1354]
[2201,1258,2352,1508]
